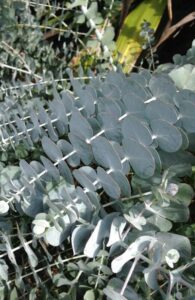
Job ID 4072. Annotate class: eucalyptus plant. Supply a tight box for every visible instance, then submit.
[0,1,195,299]
[0,66,195,299]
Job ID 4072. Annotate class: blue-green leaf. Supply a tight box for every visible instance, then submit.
[69,110,93,140]
[97,167,121,199]
[72,225,92,255]
[42,136,63,162]
[91,136,122,171]
[111,236,155,273]
[123,138,155,178]
[73,168,96,192]
[69,133,93,165]
[150,120,182,152]
[122,115,152,146]
[146,100,178,124]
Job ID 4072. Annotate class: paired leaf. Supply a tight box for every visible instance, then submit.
[122,115,152,146]
[150,120,182,152]
[123,138,155,178]
[91,136,122,171]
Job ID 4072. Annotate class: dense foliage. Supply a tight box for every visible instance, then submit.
[0,1,195,299]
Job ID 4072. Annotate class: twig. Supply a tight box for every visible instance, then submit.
[154,11,195,51]
[0,62,42,79]
[7,254,86,284]
[0,41,36,77]
[29,1,70,11]
[120,255,140,295]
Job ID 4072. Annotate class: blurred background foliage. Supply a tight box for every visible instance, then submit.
[0,0,194,85]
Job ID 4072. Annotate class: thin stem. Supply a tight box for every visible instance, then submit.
[17,23,86,36]
[103,191,153,208]
[0,76,97,93]
[174,277,195,292]
[7,254,86,284]
[95,251,105,289]
[29,1,71,11]
[81,4,116,69]
[147,33,155,70]
[0,62,42,79]
[0,240,32,258]
[120,256,140,295]
[0,41,34,75]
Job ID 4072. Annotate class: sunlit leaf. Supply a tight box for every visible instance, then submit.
[111,236,155,273]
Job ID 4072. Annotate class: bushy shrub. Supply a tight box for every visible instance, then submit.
[0,66,195,299]
[0,1,195,299]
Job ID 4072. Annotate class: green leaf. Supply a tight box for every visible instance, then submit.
[144,268,159,290]
[58,160,74,185]
[86,40,99,48]
[103,287,127,300]
[147,215,172,232]
[57,139,80,167]
[45,226,67,247]
[0,259,8,281]
[122,91,145,117]
[124,212,146,230]
[53,273,72,287]
[84,289,95,300]
[150,202,189,222]
[156,232,191,260]
[101,27,115,46]
[107,217,126,247]
[10,287,18,300]
[171,183,194,206]
[41,156,60,182]
[79,88,96,116]
[169,64,195,91]
[178,100,195,132]
[67,0,88,8]
[105,278,140,300]
[84,213,119,258]
[17,226,38,268]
